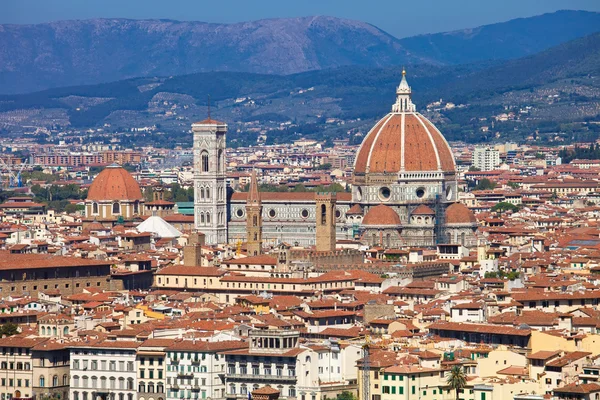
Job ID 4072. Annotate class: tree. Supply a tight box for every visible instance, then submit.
[316,163,332,170]
[474,178,497,191]
[446,365,467,400]
[0,323,19,337]
[491,202,519,213]
[336,392,357,400]
[507,181,520,189]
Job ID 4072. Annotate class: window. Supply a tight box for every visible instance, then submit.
[201,151,209,172]
[112,202,120,214]
[53,375,59,386]
[92,202,99,214]
[39,375,45,387]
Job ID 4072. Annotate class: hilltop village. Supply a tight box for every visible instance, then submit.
[1,75,600,400]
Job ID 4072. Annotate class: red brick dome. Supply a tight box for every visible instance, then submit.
[353,71,455,176]
[412,204,436,215]
[354,113,455,175]
[87,165,143,201]
[445,203,477,224]
[362,204,401,226]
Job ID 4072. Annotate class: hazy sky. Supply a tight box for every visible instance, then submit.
[3,0,600,38]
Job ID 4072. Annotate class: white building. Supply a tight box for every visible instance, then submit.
[69,341,140,400]
[472,146,501,171]
[165,340,246,400]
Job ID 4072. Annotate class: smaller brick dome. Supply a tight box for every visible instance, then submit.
[346,204,364,215]
[445,203,477,224]
[362,204,401,226]
[412,204,435,215]
[87,164,143,201]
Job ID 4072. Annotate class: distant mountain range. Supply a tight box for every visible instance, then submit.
[1,30,598,145]
[1,10,599,94]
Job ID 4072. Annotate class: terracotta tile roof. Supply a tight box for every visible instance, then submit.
[0,251,111,271]
[428,321,531,337]
[553,383,600,394]
[166,339,247,352]
[222,254,277,265]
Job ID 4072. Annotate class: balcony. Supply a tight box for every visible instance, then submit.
[191,359,201,365]
[177,371,194,378]
[192,385,201,391]
[171,359,180,365]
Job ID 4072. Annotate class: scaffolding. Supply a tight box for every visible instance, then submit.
[434,193,446,244]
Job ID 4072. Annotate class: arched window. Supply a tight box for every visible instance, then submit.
[41,326,46,336]
[253,215,258,227]
[39,375,45,387]
[100,377,107,389]
[63,326,69,336]
[139,383,146,393]
[147,382,155,393]
[320,204,327,225]
[200,213,205,223]
[119,394,124,400]
[372,234,377,245]
[73,392,79,400]
[119,377,125,389]
[206,188,210,199]
[201,151,209,172]
[92,202,99,215]
[461,232,466,246]
[218,149,224,172]
[134,201,139,214]
[156,383,164,393]
[91,376,97,388]
[52,327,57,336]
[200,188,205,199]
[64,374,69,386]
[386,233,391,247]
[206,213,211,224]
[82,376,88,388]
[112,202,120,215]
[53,375,59,387]
[127,378,134,390]
[73,376,79,387]
[127,395,133,400]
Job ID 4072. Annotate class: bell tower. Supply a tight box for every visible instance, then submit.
[315,193,337,252]
[246,170,263,256]
[192,118,228,245]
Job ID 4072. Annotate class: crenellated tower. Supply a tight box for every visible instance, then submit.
[315,192,337,252]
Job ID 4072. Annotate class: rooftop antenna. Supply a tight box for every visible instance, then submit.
[207,95,211,120]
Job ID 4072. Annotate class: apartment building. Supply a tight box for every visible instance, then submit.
[69,341,140,400]
[165,340,247,400]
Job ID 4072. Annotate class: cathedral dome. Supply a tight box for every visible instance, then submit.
[353,71,455,176]
[445,203,477,225]
[362,205,401,226]
[87,164,143,201]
